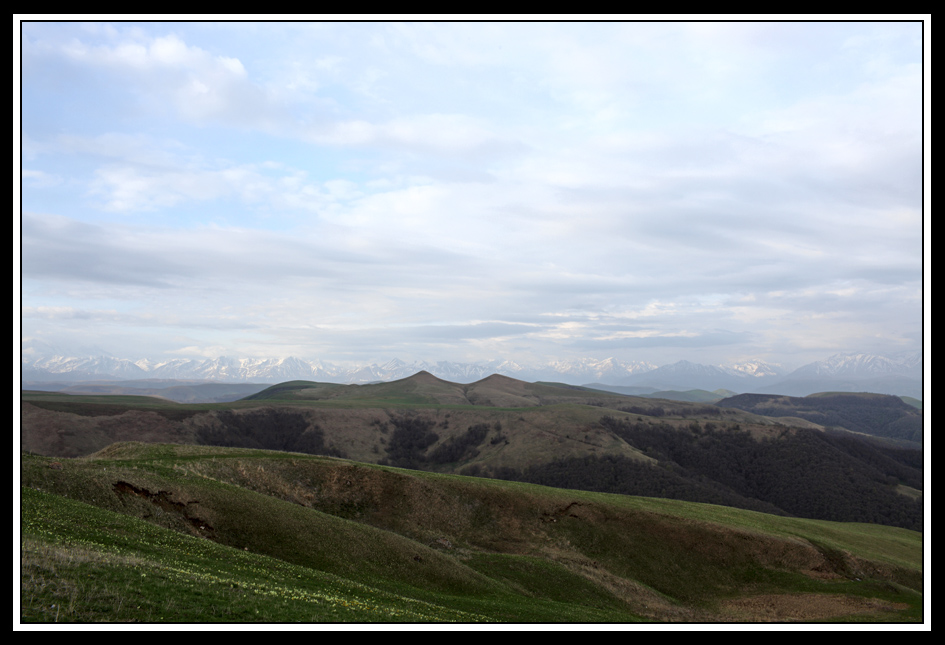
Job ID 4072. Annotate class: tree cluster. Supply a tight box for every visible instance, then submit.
[196,408,345,458]
[378,414,440,470]
[427,423,491,465]
[380,417,499,469]
[491,454,787,516]
[491,415,924,531]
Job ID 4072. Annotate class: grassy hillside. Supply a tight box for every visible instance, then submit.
[242,371,709,411]
[21,373,924,531]
[20,444,923,624]
[25,381,273,404]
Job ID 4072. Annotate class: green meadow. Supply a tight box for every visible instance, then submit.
[19,444,923,624]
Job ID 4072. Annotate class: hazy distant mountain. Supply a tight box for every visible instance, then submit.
[23,355,149,382]
[20,352,922,398]
[782,352,921,379]
[543,357,658,383]
[20,355,657,386]
[615,359,786,392]
[756,352,922,399]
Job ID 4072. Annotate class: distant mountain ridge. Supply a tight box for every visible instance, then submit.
[21,355,659,385]
[754,353,922,399]
[21,351,922,398]
[614,359,783,392]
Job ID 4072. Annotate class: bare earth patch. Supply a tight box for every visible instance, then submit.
[720,593,909,622]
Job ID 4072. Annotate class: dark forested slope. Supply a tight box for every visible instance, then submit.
[716,392,923,446]
[492,416,923,531]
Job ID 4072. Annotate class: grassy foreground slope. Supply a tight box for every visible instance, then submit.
[20,443,922,624]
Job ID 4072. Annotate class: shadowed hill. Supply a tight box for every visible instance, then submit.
[716,392,923,446]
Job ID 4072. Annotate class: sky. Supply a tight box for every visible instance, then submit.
[17,18,928,371]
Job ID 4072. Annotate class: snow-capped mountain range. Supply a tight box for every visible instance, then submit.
[20,352,922,398]
[782,352,923,379]
[20,355,656,386]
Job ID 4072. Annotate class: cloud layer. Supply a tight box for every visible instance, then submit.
[19,20,925,369]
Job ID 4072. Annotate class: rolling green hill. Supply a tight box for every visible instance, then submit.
[244,371,678,409]
[20,444,923,624]
[20,372,924,531]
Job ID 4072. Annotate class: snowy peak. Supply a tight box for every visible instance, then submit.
[787,352,922,379]
[26,355,147,379]
[635,359,781,380]
[725,360,784,378]
[20,352,921,398]
[544,357,658,382]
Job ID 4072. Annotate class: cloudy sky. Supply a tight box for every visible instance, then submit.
[17,19,927,370]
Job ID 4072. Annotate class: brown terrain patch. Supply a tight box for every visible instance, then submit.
[112,480,215,539]
[21,402,196,458]
[720,593,910,622]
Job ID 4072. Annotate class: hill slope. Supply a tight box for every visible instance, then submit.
[717,392,923,446]
[20,444,923,623]
[244,371,664,409]
[21,373,924,531]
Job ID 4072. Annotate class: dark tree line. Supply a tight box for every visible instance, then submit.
[196,409,345,458]
[378,414,440,470]
[717,393,923,444]
[490,416,923,531]
[822,429,924,490]
[381,417,498,469]
[491,454,789,516]
[427,423,492,465]
[607,404,721,418]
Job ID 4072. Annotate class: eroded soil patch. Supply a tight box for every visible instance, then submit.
[113,481,215,539]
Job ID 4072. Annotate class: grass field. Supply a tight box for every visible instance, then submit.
[19,443,924,624]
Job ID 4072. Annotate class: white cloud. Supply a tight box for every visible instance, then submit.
[22,169,61,187]
[19,21,925,365]
[49,30,282,128]
[308,113,520,159]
